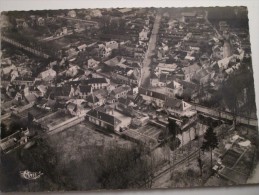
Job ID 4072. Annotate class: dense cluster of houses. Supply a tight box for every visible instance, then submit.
[0,8,155,151]
[149,10,247,104]
[0,8,252,153]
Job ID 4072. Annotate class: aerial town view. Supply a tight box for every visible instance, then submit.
[0,6,258,192]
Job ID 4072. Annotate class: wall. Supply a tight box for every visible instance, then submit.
[47,115,85,135]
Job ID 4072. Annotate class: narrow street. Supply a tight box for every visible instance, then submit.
[139,11,162,87]
[204,10,222,38]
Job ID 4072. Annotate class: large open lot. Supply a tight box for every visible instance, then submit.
[44,112,72,128]
[47,122,134,164]
[136,124,163,140]
[122,123,163,147]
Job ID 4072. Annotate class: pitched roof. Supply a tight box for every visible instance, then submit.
[165,98,182,110]
[179,80,198,90]
[40,68,56,79]
[92,90,108,101]
[104,57,120,66]
[139,88,167,101]
[67,102,77,112]
[81,78,107,85]
[65,80,81,86]
[79,85,92,93]
[111,85,131,95]
[166,82,175,89]
[46,99,57,107]
[87,109,121,126]
[25,93,37,103]
[192,69,210,81]
[118,97,131,105]
[217,57,231,69]
[46,86,71,97]
[14,77,34,81]
[77,44,87,50]
[182,64,201,75]
[157,63,178,70]
[1,64,17,75]
[86,94,99,103]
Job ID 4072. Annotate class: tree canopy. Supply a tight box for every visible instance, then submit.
[201,127,219,169]
[201,127,219,152]
[167,119,181,138]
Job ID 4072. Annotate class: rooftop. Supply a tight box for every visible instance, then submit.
[87,109,121,126]
[182,63,201,74]
[139,88,167,101]
[111,85,131,95]
[165,98,182,110]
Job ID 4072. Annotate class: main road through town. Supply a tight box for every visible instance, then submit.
[139,11,162,87]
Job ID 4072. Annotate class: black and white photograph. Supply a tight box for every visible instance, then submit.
[0,3,259,193]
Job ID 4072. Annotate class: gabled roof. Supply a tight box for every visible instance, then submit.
[88,58,99,66]
[14,77,34,81]
[25,93,37,103]
[46,99,57,107]
[67,102,77,112]
[157,63,178,70]
[182,64,201,75]
[86,94,99,103]
[111,85,131,95]
[87,109,121,126]
[104,56,120,66]
[217,57,231,69]
[118,97,131,105]
[139,88,167,101]
[77,44,87,50]
[81,78,107,85]
[1,64,17,75]
[46,86,71,97]
[79,85,92,93]
[165,98,182,110]
[39,68,56,79]
[192,69,209,81]
[179,80,198,90]
[166,82,176,89]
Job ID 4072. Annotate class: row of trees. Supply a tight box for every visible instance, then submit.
[167,117,219,176]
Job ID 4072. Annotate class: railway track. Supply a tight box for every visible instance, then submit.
[152,150,200,182]
[137,149,200,188]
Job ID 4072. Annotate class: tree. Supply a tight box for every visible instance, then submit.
[9,121,27,132]
[221,77,239,127]
[94,145,153,189]
[197,157,204,177]
[1,123,7,139]
[167,119,181,138]
[201,127,219,169]
[28,112,34,127]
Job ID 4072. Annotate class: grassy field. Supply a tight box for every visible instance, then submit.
[47,122,134,164]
